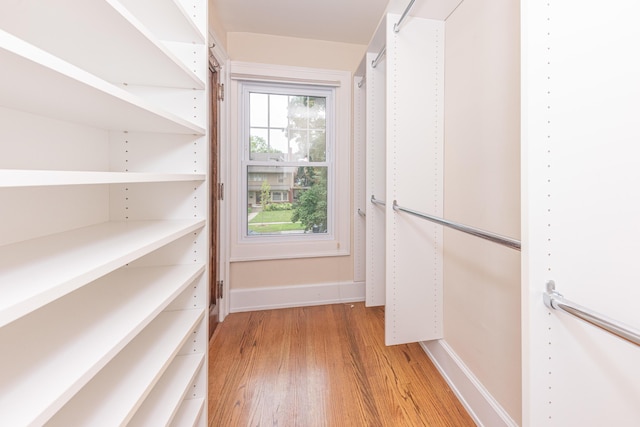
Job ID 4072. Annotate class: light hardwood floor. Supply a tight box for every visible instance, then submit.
[208,303,475,426]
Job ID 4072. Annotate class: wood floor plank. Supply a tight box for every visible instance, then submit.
[208,303,475,427]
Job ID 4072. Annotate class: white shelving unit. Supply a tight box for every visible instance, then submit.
[0,1,209,425]
[46,309,205,426]
[172,398,206,427]
[128,354,205,426]
[0,30,203,134]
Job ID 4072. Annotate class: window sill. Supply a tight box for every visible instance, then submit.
[229,238,350,262]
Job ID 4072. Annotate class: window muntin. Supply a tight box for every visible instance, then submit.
[243,83,333,238]
[249,93,327,162]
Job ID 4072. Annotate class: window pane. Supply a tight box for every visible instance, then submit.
[269,94,289,128]
[250,93,268,127]
[249,92,327,163]
[250,92,285,161]
[310,130,326,162]
[292,166,328,233]
[250,128,283,161]
[247,165,328,235]
[287,96,326,162]
[269,129,288,157]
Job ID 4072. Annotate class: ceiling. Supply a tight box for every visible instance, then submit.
[210,0,390,45]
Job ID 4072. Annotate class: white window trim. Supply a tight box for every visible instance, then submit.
[240,81,334,242]
[229,61,351,261]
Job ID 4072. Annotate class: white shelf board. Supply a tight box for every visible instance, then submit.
[0,170,205,187]
[0,219,205,328]
[171,398,205,427]
[0,265,204,427]
[119,0,206,44]
[129,354,204,426]
[46,308,205,426]
[0,30,204,135]
[0,0,204,88]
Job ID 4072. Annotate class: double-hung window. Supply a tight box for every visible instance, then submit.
[230,63,351,261]
[242,83,334,238]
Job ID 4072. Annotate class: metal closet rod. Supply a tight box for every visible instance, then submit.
[394,0,416,33]
[357,76,366,88]
[370,195,386,206]
[357,208,366,217]
[544,281,640,347]
[372,0,415,69]
[371,45,386,68]
[392,200,521,251]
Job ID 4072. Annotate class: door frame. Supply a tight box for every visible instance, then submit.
[208,32,230,327]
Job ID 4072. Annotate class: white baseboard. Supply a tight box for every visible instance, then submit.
[230,281,366,312]
[420,339,518,427]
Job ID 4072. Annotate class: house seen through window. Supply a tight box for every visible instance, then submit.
[244,84,333,237]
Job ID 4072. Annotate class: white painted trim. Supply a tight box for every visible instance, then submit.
[227,62,351,262]
[230,281,365,313]
[420,339,518,427]
[208,30,231,322]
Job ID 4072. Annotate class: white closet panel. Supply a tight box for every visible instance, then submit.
[523,0,640,425]
[384,15,445,345]
[123,84,207,129]
[0,186,110,247]
[365,47,387,307]
[0,106,109,171]
[362,11,445,344]
[108,131,205,173]
[353,72,366,284]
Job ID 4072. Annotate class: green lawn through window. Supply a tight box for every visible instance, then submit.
[248,209,306,233]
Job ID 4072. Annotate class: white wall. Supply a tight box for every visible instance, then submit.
[443,0,522,424]
[208,0,227,48]
[226,32,365,73]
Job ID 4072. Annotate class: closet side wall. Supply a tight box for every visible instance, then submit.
[442,0,521,424]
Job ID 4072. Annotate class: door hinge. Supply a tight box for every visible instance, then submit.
[217,280,224,299]
[218,182,224,200]
[217,83,224,101]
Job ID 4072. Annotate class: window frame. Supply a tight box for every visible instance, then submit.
[229,62,351,261]
[241,82,334,241]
